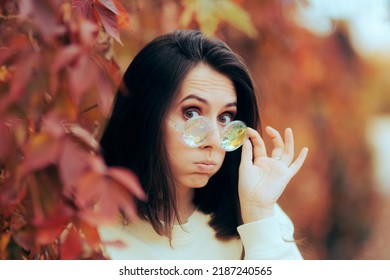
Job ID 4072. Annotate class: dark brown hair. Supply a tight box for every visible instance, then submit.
[100,30,260,239]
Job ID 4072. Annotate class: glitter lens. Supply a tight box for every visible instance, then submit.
[220,121,247,151]
[182,116,211,147]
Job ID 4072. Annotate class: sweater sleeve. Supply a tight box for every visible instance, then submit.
[237,204,303,260]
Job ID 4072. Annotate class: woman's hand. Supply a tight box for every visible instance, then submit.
[238,126,308,224]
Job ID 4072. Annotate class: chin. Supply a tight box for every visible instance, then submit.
[187,174,212,188]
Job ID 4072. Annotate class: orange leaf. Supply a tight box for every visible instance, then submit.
[0,231,11,258]
[76,220,101,247]
[0,65,11,82]
[113,0,130,29]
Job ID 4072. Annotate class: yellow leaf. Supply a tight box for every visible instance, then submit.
[216,1,258,38]
[179,0,257,38]
[0,65,11,82]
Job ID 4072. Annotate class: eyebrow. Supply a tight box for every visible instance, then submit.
[179,94,237,107]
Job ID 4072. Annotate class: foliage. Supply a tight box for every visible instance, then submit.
[0,0,258,260]
[180,0,257,37]
[0,0,144,259]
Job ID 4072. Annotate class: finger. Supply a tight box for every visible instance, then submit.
[246,127,267,160]
[240,138,253,167]
[283,128,294,164]
[265,126,284,159]
[289,147,309,175]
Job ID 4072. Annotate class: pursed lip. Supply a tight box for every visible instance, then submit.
[194,161,217,172]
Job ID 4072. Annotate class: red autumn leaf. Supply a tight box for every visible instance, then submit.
[107,168,146,201]
[1,53,38,111]
[75,165,142,225]
[18,0,66,42]
[93,54,121,85]
[0,43,15,67]
[63,122,100,151]
[0,175,27,216]
[60,225,83,260]
[75,220,101,247]
[21,133,61,174]
[71,0,94,17]
[11,224,35,251]
[51,44,82,73]
[5,118,27,149]
[94,3,122,44]
[22,169,73,246]
[68,54,98,105]
[33,174,73,227]
[78,18,99,47]
[35,223,67,246]
[41,113,67,139]
[75,172,117,224]
[97,0,118,14]
[88,153,107,174]
[0,121,11,160]
[59,137,91,195]
[96,70,115,117]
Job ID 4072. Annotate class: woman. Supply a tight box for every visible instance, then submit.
[98,30,308,259]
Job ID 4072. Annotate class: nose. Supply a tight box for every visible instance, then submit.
[200,121,222,150]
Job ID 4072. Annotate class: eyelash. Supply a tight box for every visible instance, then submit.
[182,107,236,124]
[183,107,200,119]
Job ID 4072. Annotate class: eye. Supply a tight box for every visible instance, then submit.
[183,108,200,120]
[218,113,234,125]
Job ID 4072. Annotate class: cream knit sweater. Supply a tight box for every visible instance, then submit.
[98,204,302,260]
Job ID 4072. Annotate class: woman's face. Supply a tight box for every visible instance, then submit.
[165,63,237,190]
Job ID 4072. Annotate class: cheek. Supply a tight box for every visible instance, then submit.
[215,152,226,170]
[166,125,183,150]
[165,124,188,165]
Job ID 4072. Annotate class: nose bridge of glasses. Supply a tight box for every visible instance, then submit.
[193,117,225,138]
[175,116,247,151]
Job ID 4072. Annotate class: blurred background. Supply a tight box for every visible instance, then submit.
[110,0,390,260]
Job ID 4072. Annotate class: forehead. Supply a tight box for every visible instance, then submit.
[175,64,236,102]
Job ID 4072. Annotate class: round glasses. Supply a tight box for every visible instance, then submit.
[174,116,247,152]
